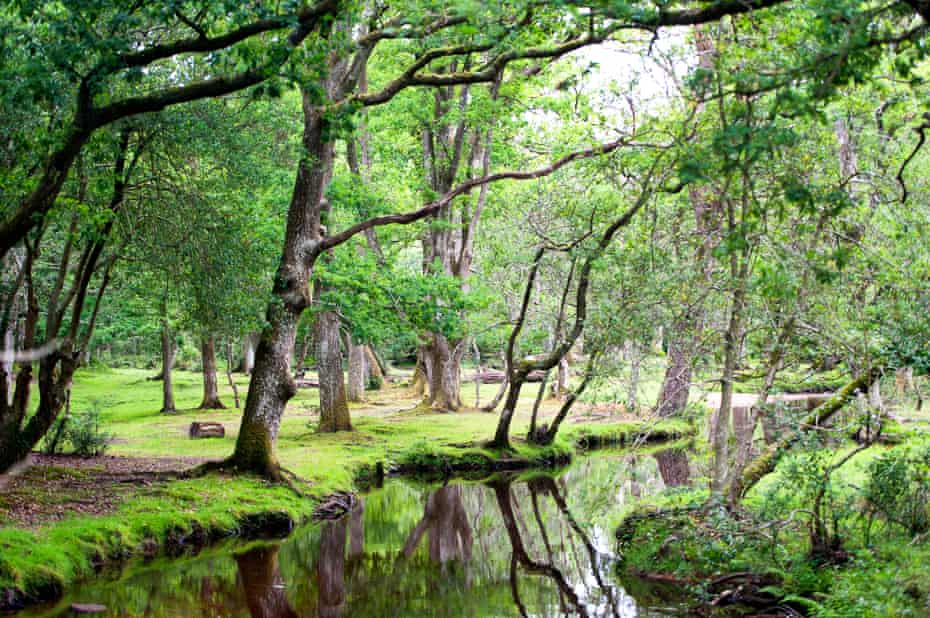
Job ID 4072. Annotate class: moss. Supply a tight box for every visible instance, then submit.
[567,419,694,449]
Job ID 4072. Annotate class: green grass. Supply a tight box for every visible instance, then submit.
[1,365,693,606]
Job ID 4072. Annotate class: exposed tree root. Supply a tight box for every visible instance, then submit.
[184,458,310,497]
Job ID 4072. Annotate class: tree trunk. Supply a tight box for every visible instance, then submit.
[424,334,463,411]
[160,322,176,414]
[655,321,694,417]
[225,341,241,409]
[626,341,641,411]
[230,87,335,476]
[346,336,367,402]
[654,449,691,487]
[710,271,747,495]
[411,347,429,397]
[316,309,352,432]
[293,331,313,378]
[549,357,569,399]
[365,346,386,382]
[199,336,225,409]
[491,380,524,449]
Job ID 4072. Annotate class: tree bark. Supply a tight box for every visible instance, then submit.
[199,336,225,409]
[411,348,429,397]
[655,324,695,416]
[365,346,385,384]
[316,308,352,432]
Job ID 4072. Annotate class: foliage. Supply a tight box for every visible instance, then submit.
[864,440,930,536]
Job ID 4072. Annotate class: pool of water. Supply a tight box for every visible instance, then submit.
[18,448,697,617]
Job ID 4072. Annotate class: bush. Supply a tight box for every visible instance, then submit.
[67,402,113,457]
[864,443,930,536]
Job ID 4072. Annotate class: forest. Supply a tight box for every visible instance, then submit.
[1,1,930,616]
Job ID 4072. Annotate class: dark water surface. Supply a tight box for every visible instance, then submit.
[20,449,696,617]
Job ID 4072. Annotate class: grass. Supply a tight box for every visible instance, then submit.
[0,364,692,607]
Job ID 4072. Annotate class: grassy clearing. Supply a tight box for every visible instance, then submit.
[0,365,691,606]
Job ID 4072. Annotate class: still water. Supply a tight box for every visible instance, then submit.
[20,449,696,617]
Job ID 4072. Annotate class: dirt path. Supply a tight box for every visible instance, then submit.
[0,454,205,528]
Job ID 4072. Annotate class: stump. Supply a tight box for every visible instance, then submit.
[189,422,225,439]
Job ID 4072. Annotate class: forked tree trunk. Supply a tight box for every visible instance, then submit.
[199,336,225,409]
[316,309,352,432]
[347,336,367,402]
[160,322,177,414]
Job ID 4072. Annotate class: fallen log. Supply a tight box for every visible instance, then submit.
[189,422,225,439]
[732,370,879,500]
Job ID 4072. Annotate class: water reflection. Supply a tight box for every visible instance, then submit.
[21,450,694,618]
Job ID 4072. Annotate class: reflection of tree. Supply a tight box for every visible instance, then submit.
[234,545,298,618]
[348,498,365,562]
[401,484,473,565]
[490,479,586,617]
[653,449,691,487]
[318,517,348,618]
[530,476,621,617]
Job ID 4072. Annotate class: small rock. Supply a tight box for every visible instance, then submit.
[71,603,107,613]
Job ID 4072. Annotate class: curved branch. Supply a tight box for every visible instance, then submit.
[318,136,635,255]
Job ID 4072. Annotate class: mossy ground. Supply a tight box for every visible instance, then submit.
[0,365,691,606]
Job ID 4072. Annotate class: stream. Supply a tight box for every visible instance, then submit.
[17,448,697,617]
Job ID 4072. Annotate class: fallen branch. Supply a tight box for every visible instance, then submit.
[731,369,880,500]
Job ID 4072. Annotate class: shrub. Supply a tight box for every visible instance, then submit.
[65,402,113,457]
[864,443,930,536]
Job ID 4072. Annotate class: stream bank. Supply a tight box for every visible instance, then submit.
[0,418,693,612]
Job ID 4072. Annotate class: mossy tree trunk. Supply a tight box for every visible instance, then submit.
[229,89,334,475]
[730,370,879,501]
